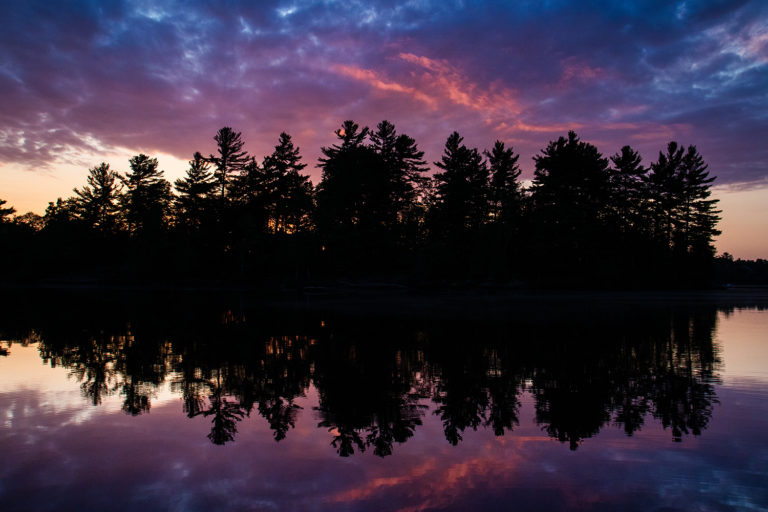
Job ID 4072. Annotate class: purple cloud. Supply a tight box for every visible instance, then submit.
[0,0,766,186]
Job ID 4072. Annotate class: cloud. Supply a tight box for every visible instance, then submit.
[331,64,438,108]
[0,0,766,193]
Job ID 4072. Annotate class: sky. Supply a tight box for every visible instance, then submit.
[0,0,766,257]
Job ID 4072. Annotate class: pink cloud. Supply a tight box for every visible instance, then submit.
[331,64,438,108]
[559,56,605,86]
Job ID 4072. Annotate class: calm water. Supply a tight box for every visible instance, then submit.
[1,291,767,511]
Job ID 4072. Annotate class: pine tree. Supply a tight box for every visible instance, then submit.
[120,154,172,235]
[370,120,428,227]
[532,131,611,223]
[72,163,122,233]
[609,145,648,233]
[317,120,384,233]
[647,142,685,248]
[0,198,15,223]
[485,140,522,224]
[174,152,216,230]
[646,142,721,283]
[262,132,313,234]
[430,131,489,234]
[43,198,75,228]
[316,120,394,271]
[676,145,721,256]
[530,131,613,280]
[209,127,249,201]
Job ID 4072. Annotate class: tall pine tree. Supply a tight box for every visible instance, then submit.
[209,127,249,201]
[120,154,172,236]
[429,131,489,235]
[174,152,216,231]
[73,163,122,233]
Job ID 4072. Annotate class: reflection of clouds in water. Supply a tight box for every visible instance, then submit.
[0,383,766,511]
[0,298,765,510]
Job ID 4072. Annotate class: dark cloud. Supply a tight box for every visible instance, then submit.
[0,0,766,185]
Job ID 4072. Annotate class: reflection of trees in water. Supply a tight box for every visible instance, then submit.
[168,328,315,444]
[312,328,429,457]
[190,376,245,446]
[34,321,170,411]
[0,296,725,453]
[647,310,719,441]
[529,308,720,449]
[429,343,522,445]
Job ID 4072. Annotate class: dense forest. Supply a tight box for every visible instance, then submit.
[0,120,727,287]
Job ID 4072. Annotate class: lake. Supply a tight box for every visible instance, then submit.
[1,290,767,511]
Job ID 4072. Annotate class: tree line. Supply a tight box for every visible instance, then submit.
[0,120,722,287]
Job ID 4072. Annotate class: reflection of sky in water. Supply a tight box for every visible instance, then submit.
[1,305,767,511]
[717,309,768,384]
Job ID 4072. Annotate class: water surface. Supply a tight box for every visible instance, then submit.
[1,291,767,511]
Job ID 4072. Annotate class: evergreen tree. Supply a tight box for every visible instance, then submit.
[609,145,648,233]
[532,131,611,224]
[679,146,721,256]
[530,131,613,281]
[316,120,385,234]
[648,144,721,257]
[482,141,524,279]
[209,127,249,201]
[369,120,428,228]
[120,154,172,236]
[262,132,313,234]
[72,163,122,233]
[647,141,685,248]
[316,120,393,270]
[232,156,269,234]
[43,198,78,230]
[13,212,44,231]
[485,140,522,223]
[0,198,15,223]
[429,131,489,235]
[174,152,216,231]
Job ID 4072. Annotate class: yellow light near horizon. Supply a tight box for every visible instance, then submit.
[713,185,768,260]
[0,151,190,215]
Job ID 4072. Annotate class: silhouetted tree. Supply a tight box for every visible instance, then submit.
[316,120,394,269]
[369,120,429,230]
[261,132,314,234]
[43,197,77,229]
[0,198,15,222]
[486,140,522,223]
[609,145,648,233]
[317,120,377,230]
[676,145,721,257]
[481,141,524,279]
[174,151,216,231]
[72,163,122,233]
[530,131,613,281]
[0,198,19,274]
[647,143,720,282]
[13,212,44,231]
[532,131,611,224]
[647,141,685,248]
[429,131,489,236]
[120,154,172,236]
[210,126,249,201]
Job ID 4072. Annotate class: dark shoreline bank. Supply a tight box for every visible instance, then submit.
[3,279,767,314]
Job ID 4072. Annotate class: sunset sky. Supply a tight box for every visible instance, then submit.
[1,0,766,257]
